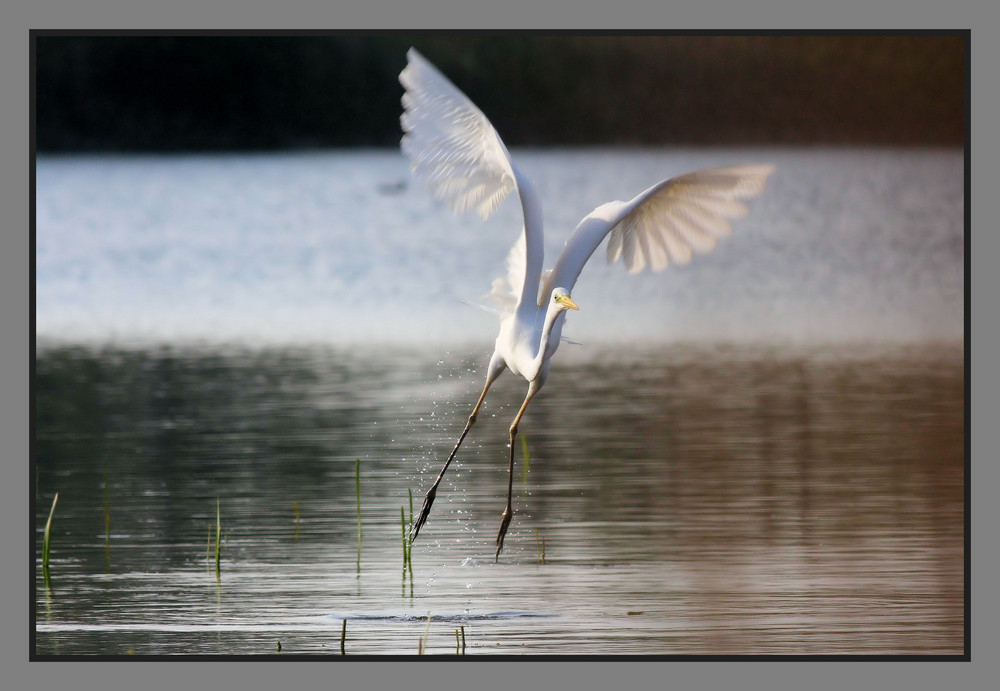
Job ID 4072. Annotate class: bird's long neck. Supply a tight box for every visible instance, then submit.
[530,299,566,373]
[512,165,545,322]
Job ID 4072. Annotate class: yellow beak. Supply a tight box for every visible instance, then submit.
[556,295,579,311]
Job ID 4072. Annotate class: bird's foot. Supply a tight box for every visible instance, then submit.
[409,485,437,542]
[494,507,512,562]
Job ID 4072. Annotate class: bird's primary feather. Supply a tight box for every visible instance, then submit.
[399,48,517,220]
[605,165,775,274]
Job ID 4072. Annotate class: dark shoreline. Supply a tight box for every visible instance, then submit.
[35,35,965,153]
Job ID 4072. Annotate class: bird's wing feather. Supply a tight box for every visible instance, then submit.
[484,231,527,311]
[402,47,546,314]
[606,165,774,274]
[399,48,517,220]
[542,164,774,301]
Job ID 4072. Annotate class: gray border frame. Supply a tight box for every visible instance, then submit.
[6,2,987,690]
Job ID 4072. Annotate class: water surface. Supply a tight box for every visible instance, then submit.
[34,342,964,655]
[35,148,963,347]
[34,149,964,655]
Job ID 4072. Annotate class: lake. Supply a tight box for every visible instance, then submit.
[33,149,965,656]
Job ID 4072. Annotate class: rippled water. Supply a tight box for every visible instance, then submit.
[34,342,964,655]
[33,149,964,655]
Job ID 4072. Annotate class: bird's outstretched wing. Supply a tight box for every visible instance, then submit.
[607,165,775,273]
[541,164,775,300]
[399,48,517,220]
[401,47,548,312]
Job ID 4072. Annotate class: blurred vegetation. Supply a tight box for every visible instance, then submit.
[34,34,965,152]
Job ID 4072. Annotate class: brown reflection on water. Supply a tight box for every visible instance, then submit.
[516,343,964,654]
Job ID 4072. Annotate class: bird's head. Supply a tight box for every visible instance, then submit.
[550,288,579,312]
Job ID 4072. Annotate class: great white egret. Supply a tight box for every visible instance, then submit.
[400,47,773,561]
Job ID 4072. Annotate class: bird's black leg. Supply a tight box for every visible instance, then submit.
[410,363,503,543]
[410,409,477,541]
[495,381,540,562]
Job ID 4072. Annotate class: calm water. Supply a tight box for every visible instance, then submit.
[35,148,963,347]
[34,150,965,655]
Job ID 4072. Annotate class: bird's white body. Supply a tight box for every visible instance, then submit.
[399,47,773,560]
[493,286,562,383]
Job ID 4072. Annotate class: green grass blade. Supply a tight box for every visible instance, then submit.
[104,466,111,571]
[214,497,222,577]
[42,492,59,585]
[355,459,362,574]
[400,506,408,567]
[419,612,432,654]
[407,488,414,571]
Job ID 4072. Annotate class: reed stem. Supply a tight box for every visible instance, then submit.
[355,459,362,574]
[103,466,110,547]
[418,612,432,654]
[400,506,408,567]
[214,497,222,577]
[42,492,59,586]
[407,488,414,572]
[103,467,111,571]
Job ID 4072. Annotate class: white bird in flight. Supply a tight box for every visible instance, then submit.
[399,47,773,561]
